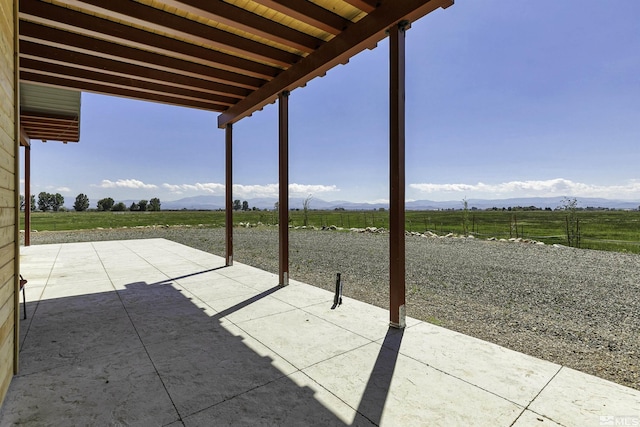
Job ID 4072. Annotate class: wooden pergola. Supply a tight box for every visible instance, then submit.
[19,0,454,328]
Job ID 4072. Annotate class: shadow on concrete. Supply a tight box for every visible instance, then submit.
[2,274,357,426]
[148,265,228,286]
[356,328,404,425]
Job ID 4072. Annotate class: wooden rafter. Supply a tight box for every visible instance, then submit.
[51,0,301,66]
[20,112,80,142]
[20,22,264,90]
[20,0,279,80]
[342,0,377,14]
[252,0,350,35]
[154,0,323,53]
[21,62,238,107]
[20,44,251,99]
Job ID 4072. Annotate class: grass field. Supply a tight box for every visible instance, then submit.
[20,209,640,253]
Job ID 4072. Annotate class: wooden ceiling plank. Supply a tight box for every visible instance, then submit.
[20,22,264,90]
[156,0,322,52]
[54,0,299,67]
[342,0,377,13]
[252,0,349,35]
[21,59,238,107]
[218,0,452,127]
[20,41,251,99]
[20,0,279,80]
[21,72,228,111]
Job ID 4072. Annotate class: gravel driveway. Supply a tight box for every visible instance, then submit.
[23,226,640,391]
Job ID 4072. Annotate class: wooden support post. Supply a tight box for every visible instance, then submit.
[24,145,31,246]
[389,22,407,329]
[278,91,289,286]
[225,124,233,266]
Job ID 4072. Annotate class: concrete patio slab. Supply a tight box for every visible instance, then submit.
[381,321,562,407]
[3,347,179,426]
[1,238,638,426]
[182,371,373,427]
[236,308,372,370]
[268,281,335,308]
[511,410,563,426]
[143,324,298,417]
[528,366,640,426]
[304,297,421,342]
[228,271,281,292]
[204,292,297,324]
[303,340,522,425]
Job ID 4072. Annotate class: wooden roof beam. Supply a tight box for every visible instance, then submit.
[53,0,300,68]
[22,128,78,137]
[218,0,453,127]
[25,134,79,142]
[19,0,279,80]
[21,59,238,107]
[20,42,251,99]
[22,130,77,138]
[252,0,350,35]
[20,114,78,124]
[22,127,77,134]
[20,22,264,90]
[155,0,322,52]
[20,114,80,142]
[21,72,229,111]
[20,126,31,147]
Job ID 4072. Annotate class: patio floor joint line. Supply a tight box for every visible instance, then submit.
[508,365,566,427]
[18,243,62,353]
[92,242,184,424]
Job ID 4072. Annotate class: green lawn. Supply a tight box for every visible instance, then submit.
[21,209,640,253]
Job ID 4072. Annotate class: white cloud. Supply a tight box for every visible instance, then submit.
[232,184,279,198]
[162,182,339,198]
[162,182,225,194]
[288,184,338,197]
[56,187,71,193]
[409,178,640,199]
[368,198,390,204]
[97,179,158,190]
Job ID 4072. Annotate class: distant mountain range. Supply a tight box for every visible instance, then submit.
[160,195,640,211]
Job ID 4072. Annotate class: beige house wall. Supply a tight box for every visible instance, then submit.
[0,0,18,406]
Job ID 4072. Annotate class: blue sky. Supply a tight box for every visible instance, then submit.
[22,0,640,207]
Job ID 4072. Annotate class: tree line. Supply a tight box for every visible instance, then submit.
[19,193,161,212]
[233,200,259,211]
[93,196,161,212]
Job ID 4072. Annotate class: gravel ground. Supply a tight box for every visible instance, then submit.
[23,226,640,390]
